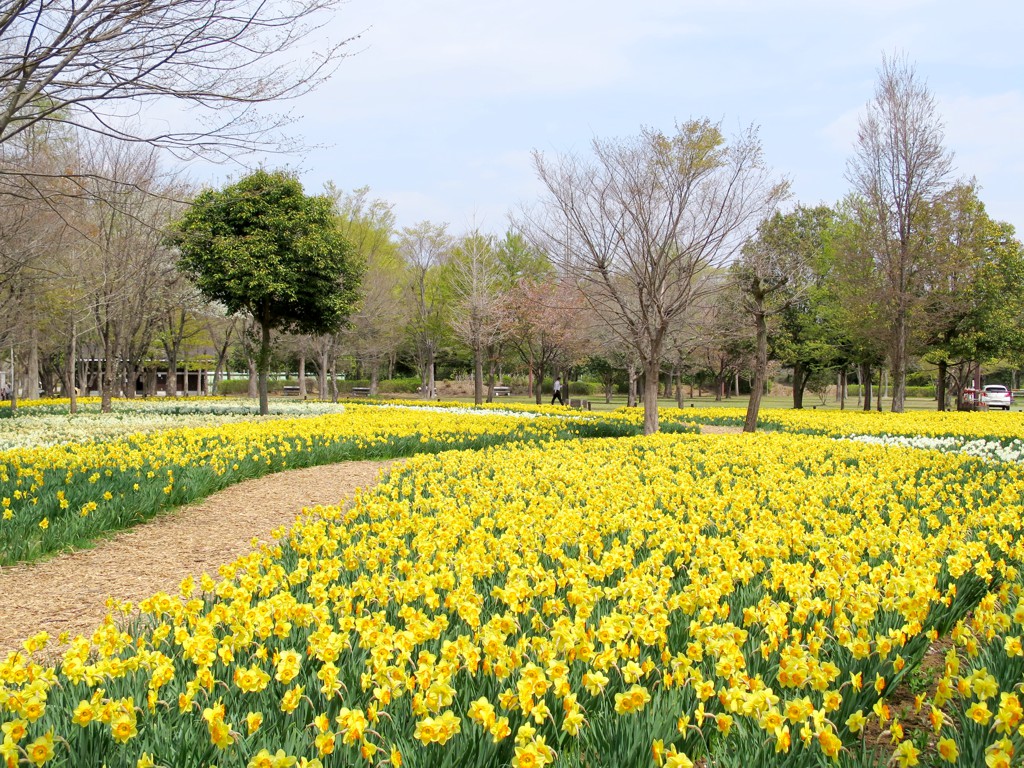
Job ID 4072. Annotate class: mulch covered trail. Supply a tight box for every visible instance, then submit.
[0,460,393,657]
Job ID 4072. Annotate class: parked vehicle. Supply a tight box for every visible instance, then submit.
[982,384,1013,410]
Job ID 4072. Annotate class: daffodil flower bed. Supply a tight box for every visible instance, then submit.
[0,404,655,565]
[0,401,354,452]
[0,397,105,416]
[2,432,1022,767]
[679,406,1024,444]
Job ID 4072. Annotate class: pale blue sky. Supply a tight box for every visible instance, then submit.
[208,0,1024,234]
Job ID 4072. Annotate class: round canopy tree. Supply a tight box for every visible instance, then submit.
[172,169,362,413]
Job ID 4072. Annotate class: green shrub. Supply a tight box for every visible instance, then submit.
[212,378,253,395]
[338,377,421,394]
[568,381,595,396]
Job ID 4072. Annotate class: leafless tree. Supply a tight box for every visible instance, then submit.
[202,312,236,395]
[308,330,338,400]
[525,120,786,434]
[503,279,587,405]
[448,230,507,405]
[0,126,89,404]
[69,140,185,409]
[156,279,208,396]
[400,221,450,399]
[846,53,954,412]
[233,313,261,398]
[333,187,406,396]
[0,0,357,174]
[690,284,752,402]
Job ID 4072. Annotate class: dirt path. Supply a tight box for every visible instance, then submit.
[698,424,743,434]
[0,460,394,656]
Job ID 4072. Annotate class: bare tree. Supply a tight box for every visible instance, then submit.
[525,120,786,434]
[70,140,184,409]
[0,0,357,171]
[400,221,450,399]
[691,285,752,403]
[233,313,261,398]
[202,312,237,395]
[846,53,954,412]
[448,230,507,405]
[333,187,406,396]
[503,279,587,405]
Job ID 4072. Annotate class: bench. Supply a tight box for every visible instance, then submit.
[493,386,511,397]
[282,385,301,396]
[568,398,592,411]
[350,386,371,397]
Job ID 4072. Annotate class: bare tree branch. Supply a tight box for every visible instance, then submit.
[0,0,360,166]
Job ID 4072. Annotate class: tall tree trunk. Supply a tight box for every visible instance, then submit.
[26,327,39,401]
[891,308,907,412]
[298,355,306,399]
[627,362,638,408]
[8,346,16,415]
[257,322,271,415]
[642,358,660,435]
[744,310,768,433]
[473,345,484,406]
[862,363,872,411]
[485,344,496,404]
[124,363,139,398]
[165,350,178,398]
[212,337,231,396]
[101,329,114,413]
[68,321,78,415]
[247,359,258,398]
[369,362,380,397]
[937,359,947,412]
[877,368,884,412]
[792,362,805,410]
[839,369,847,411]
[317,350,329,399]
[79,356,90,396]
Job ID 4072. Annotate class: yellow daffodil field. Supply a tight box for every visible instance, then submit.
[0,402,652,564]
[3,402,1024,767]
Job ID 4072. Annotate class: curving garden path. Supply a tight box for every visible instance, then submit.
[0,460,394,657]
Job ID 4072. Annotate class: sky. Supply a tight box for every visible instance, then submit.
[193,0,1024,235]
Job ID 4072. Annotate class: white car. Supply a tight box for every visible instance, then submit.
[982,384,1013,410]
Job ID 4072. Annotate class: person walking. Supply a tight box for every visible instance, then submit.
[551,376,563,406]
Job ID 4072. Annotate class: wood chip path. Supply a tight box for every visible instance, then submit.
[0,423,740,659]
[0,460,393,657]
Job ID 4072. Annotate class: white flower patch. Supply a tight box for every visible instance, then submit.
[844,433,1024,463]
